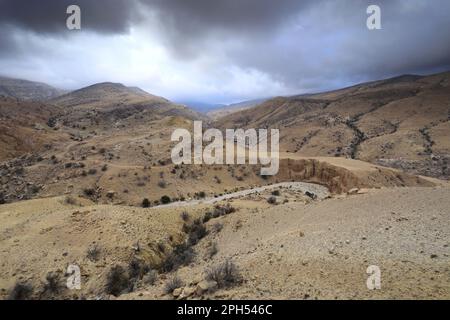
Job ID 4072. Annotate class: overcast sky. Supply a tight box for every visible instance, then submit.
[1,0,449,104]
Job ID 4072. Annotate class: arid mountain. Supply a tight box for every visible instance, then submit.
[51,82,204,120]
[51,82,168,109]
[0,76,66,101]
[216,71,450,179]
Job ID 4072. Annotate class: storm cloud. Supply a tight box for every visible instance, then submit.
[0,0,449,103]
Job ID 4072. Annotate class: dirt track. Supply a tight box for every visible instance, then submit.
[155,181,330,208]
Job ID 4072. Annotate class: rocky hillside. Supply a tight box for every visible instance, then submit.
[216,71,450,179]
[0,96,66,162]
[51,82,204,120]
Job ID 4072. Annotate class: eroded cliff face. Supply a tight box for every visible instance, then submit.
[276,159,435,193]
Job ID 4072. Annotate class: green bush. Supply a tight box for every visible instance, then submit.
[142,198,151,208]
[160,195,171,204]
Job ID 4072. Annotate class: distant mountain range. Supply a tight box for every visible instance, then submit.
[177,101,226,113]
[179,98,270,117]
[0,75,268,119]
[206,98,269,119]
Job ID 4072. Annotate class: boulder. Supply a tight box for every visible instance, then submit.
[195,280,218,295]
[179,287,196,299]
[172,288,182,298]
[106,190,116,199]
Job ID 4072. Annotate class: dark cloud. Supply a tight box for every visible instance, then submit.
[0,0,137,34]
[141,0,450,90]
[141,0,317,58]
[0,0,316,38]
[144,0,314,34]
[0,0,449,102]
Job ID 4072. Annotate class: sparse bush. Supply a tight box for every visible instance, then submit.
[7,282,33,300]
[105,265,131,297]
[271,190,281,196]
[88,168,97,175]
[47,117,57,128]
[101,164,108,172]
[14,166,25,175]
[212,223,223,233]
[187,220,208,246]
[305,191,317,200]
[83,188,96,197]
[267,196,277,204]
[128,258,149,280]
[180,211,190,221]
[29,185,40,194]
[142,198,151,208]
[162,219,209,272]
[43,272,62,295]
[205,260,241,289]
[157,242,165,253]
[161,243,195,273]
[212,204,236,218]
[87,244,101,262]
[164,276,184,295]
[203,211,212,223]
[160,195,171,204]
[65,162,73,169]
[195,191,206,199]
[158,180,167,188]
[207,242,218,259]
[64,195,78,205]
[142,270,158,286]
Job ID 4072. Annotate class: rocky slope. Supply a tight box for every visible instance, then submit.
[0,96,66,162]
[51,82,204,120]
[1,185,449,300]
[216,71,450,179]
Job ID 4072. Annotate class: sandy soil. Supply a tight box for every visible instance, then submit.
[1,153,448,300]
[125,186,450,300]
